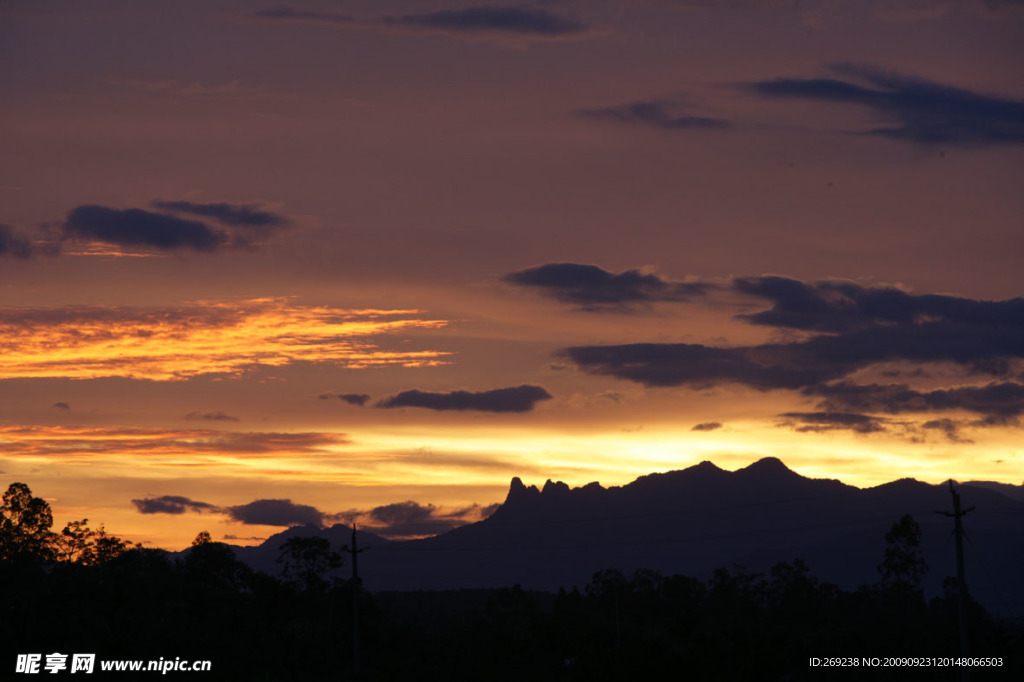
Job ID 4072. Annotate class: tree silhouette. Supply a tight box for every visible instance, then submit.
[277,536,343,592]
[0,482,56,561]
[91,525,131,563]
[184,530,253,591]
[56,518,131,565]
[192,530,214,547]
[878,514,928,590]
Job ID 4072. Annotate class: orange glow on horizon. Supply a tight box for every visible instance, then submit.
[4,419,1018,551]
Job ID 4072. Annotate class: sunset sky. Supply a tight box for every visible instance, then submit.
[2,0,1022,550]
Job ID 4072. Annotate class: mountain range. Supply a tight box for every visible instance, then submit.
[230,458,1024,620]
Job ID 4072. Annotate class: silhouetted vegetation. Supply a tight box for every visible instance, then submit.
[1,482,132,564]
[2,483,1020,679]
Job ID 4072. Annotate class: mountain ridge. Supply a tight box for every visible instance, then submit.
[224,457,1024,619]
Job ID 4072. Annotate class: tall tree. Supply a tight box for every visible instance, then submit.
[0,482,56,561]
[878,514,928,590]
[57,518,131,565]
[277,536,343,592]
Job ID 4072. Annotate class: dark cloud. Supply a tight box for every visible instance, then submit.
[563,276,1022,444]
[734,275,1024,333]
[503,263,710,309]
[378,385,553,413]
[691,421,722,431]
[227,499,324,527]
[799,322,1024,377]
[62,205,227,252]
[254,6,589,40]
[386,6,587,37]
[53,402,70,410]
[806,381,1024,421]
[151,200,288,228]
[562,342,836,390]
[331,501,499,539]
[577,99,731,131]
[367,501,463,537]
[922,418,973,443]
[183,411,240,422]
[748,64,1024,146]
[60,201,292,253]
[563,277,1024,393]
[0,224,35,259]
[564,324,1024,392]
[131,495,219,515]
[779,411,887,434]
[318,392,371,406]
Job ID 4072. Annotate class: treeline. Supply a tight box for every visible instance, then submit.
[2,483,1021,680]
[0,482,132,565]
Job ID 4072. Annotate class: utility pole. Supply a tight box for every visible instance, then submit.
[937,481,974,682]
[343,524,369,677]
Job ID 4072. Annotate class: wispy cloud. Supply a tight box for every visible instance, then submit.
[0,425,350,458]
[577,99,731,132]
[184,411,240,422]
[748,64,1024,146]
[253,5,593,43]
[382,6,589,38]
[378,385,553,413]
[330,500,498,539]
[318,392,371,406]
[0,224,36,259]
[503,262,711,311]
[779,411,888,434]
[150,200,288,229]
[132,495,219,515]
[0,298,449,380]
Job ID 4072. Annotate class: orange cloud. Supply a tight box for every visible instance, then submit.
[0,425,363,488]
[0,298,449,380]
[0,425,350,458]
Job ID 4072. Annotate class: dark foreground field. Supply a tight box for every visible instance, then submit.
[3,540,1021,681]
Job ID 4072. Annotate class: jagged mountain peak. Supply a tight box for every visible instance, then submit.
[504,457,807,506]
[541,479,572,496]
[506,476,540,503]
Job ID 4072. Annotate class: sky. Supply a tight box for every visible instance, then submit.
[2,0,1023,550]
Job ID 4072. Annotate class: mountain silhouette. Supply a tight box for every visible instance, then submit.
[230,458,1024,620]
